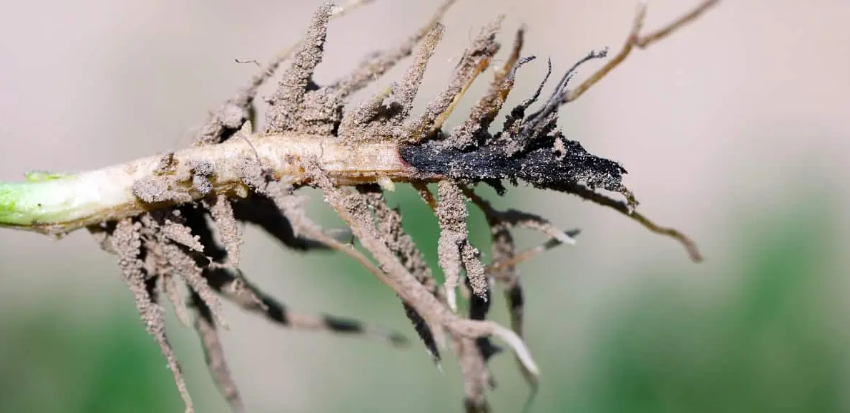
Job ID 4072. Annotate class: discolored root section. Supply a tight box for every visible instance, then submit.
[311,165,539,409]
[0,1,722,412]
[359,185,445,363]
[191,292,246,413]
[180,202,409,345]
[462,186,581,398]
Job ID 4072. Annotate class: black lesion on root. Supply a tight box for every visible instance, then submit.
[402,302,442,362]
[229,194,329,251]
[179,203,407,344]
[465,276,502,362]
[399,133,628,195]
[505,284,524,317]
[399,49,632,203]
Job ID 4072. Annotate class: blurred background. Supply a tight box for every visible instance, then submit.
[1,0,849,412]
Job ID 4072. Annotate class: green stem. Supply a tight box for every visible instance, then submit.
[0,134,428,236]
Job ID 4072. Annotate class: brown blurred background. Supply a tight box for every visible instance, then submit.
[1,1,849,412]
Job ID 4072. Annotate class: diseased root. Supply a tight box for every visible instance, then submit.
[14,0,719,412]
[310,167,539,399]
[359,185,445,362]
[191,292,245,413]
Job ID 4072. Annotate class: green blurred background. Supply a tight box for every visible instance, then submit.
[1,1,848,412]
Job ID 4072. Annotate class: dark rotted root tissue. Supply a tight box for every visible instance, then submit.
[399,132,631,203]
